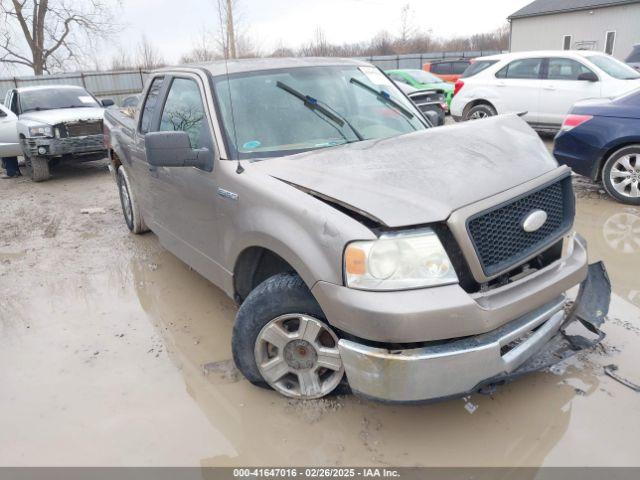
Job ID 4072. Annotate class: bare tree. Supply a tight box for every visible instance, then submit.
[110,46,132,71]
[300,27,331,56]
[398,3,415,47]
[136,35,164,70]
[180,28,219,64]
[0,0,119,75]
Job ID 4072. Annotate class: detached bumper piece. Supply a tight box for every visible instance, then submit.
[338,262,611,403]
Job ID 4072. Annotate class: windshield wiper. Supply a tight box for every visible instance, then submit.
[22,106,54,112]
[276,81,364,141]
[349,77,415,120]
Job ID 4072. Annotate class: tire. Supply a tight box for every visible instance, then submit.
[601,145,640,205]
[116,165,149,233]
[232,273,347,399]
[464,103,497,121]
[26,156,50,182]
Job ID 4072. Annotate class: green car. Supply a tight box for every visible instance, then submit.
[386,69,454,110]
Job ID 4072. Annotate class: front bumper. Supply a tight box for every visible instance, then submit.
[338,262,610,403]
[21,134,106,158]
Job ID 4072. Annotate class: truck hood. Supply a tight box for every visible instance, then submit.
[251,115,558,228]
[20,107,105,125]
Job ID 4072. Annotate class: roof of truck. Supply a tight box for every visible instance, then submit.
[156,57,372,77]
[14,85,86,93]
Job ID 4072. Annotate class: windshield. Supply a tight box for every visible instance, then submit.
[587,55,640,80]
[404,69,443,84]
[213,65,427,159]
[20,87,99,113]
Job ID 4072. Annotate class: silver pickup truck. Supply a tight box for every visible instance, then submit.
[104,58,610,403]
[0,85,111,181]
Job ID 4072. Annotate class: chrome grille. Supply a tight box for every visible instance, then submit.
[467,176,574,277]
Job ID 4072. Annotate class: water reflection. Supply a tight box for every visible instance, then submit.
[129,250,601,468]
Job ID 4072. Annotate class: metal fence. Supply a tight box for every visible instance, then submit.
[0,69,149,104]
[0,50,503,104]
[358,50,503,70]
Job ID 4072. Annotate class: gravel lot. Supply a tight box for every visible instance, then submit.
[1,132,639,466]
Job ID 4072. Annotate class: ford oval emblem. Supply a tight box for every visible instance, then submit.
[522,210,548,233]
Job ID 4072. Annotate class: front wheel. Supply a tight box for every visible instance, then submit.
[464,103,497,121]
[602,145,640,205]
[232,273,345,399]
[26,156,50,182]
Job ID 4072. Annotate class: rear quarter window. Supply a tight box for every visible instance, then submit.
[430,62,452,75]
[461,60,498,78]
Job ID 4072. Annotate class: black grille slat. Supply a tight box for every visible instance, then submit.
[467,177,574,277]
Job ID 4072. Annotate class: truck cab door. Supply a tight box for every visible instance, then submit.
[0,103,21,157]
[146,75,227,287]
[129,76,167,225]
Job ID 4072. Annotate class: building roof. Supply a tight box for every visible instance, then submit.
[509,0,640,19]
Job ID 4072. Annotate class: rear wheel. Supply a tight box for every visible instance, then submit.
[602,145,640,205]
[464,103,497,121]
[117,166,149,233]
[26,156,50,182]
[232,273,345,399]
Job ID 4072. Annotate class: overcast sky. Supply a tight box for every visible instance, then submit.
[114,0,532,62]
[0,0,534,75]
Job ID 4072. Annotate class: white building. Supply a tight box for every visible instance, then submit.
[509,0,640,60]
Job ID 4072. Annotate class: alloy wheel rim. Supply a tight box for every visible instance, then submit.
[610,154,640,198]
[470,110,488,120]
[254,314,344,399]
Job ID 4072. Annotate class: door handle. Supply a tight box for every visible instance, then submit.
[497,82,506,87]
[543,85,556,90]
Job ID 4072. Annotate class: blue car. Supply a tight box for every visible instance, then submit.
[554,88,640,205]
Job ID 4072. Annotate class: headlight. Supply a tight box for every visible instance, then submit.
[344,227,458,291]
[28,125,53,137]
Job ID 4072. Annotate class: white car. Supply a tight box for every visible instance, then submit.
[451,50,640,131]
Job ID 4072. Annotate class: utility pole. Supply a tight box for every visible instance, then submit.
[226,0,237,59]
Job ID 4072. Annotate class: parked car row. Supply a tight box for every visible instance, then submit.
[449,50,640,205]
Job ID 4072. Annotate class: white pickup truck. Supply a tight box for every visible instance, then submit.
[0,85,112,181]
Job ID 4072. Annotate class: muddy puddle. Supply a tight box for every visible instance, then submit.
[1,161,639,467]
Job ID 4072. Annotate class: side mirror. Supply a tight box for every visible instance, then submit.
[577,72,598,82]
[101,98,115,107]
[424,110,440,126]
[145,131,212,170]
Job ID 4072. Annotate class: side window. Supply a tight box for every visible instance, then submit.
[431,63,452,75]
[496,58,543,79]
[159,77,210,150]
[452,62,469,75]
[547,58,593,80]
[605,31,616,56]
[9,92,19,114]
[139,77,164,134]
[389,73,410,85]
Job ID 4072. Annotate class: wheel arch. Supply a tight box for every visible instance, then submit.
[462,99,498,118]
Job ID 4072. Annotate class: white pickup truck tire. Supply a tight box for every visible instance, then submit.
[26,156,50,182]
